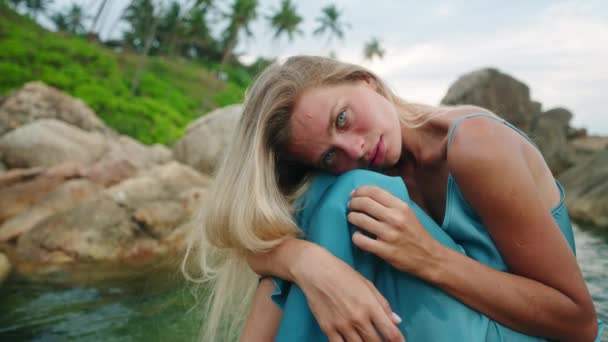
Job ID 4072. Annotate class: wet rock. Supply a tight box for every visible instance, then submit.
[15,195,137,264]
[0,179,103,242]
[0,162,82,223]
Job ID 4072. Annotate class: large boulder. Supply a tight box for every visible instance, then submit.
[559,149,608,228]
[0,179,104,242]
[0,162,83,223]
[0,81,113,136]
[173,104,242,175]
[529,108,577,175]
[0,119,106,168]
[0,119,172,170]
[8,161,210,279]
[441,68,541,132]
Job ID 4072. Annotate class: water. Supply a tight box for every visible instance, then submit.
[0,224,606,341]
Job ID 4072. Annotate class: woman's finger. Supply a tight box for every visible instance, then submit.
[356,321,382,342]
[347,212,390,239]
[339,328,364,342]
[365,278,396,320]
[371,309,405,342]
[328,332,345,342]
[352,186,403,209]
[352,231,391,259]
[348,196,393,223]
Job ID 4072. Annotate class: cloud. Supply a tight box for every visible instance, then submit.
[329,1,608,133]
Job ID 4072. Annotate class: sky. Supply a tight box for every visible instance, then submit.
[48,0,608,134]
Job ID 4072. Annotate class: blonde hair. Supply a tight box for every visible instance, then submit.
[182,55,446,341]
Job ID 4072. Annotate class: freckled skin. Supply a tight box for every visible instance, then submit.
[288,81,403,173]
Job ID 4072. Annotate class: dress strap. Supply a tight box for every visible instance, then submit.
[447,113,538,149]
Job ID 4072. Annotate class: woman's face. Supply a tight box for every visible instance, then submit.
[287,80,402,174]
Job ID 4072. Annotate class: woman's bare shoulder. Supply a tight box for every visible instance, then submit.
[444,104,494,117]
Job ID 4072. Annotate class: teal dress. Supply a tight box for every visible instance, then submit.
[271,114,604,341]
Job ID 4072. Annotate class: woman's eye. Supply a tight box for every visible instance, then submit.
[336,111,347,128]
[323,151,336,166]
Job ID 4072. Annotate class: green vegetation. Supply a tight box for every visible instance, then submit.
[0,0,381,145]
[0,3,251,145]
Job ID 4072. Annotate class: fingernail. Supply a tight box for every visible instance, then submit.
[392,312,402,324]
[350,190,354,196]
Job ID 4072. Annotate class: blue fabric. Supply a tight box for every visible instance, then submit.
[271,114,604,341]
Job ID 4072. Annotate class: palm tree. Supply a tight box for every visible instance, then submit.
[363,37,385,61]
[51,4,87,35]
[220,0,258,67]
[25,0,53,20]
[267,0,303,42]
[89,0,109,37]
[313,4,349,44]
[182,3,220,61]
[6,0,24,12]
[158,1,183,56]
[121,0,156,53]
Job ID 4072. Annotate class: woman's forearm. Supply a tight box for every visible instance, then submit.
[240,278,283,342]
[246,237,321,281]
[426,246,598,341]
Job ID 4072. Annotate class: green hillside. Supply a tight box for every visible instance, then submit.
[0,3,251,145]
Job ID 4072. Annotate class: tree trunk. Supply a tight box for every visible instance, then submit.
[89,0,109,40]
[130,13,160,96]
[220,32,238,68]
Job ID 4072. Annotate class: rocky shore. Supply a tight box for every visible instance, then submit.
[1,70,606,286]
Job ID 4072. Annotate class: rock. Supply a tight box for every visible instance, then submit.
[441,68,541,131]
[0,179,103,242]
[133,201,187,239]
[571,135,608,153]
[15,195,137,264]
[567,127,587,140]
[6,161,210,279]
[0,160,136,225]
[173,104,242,174]
[103,135,173,170]
[80,158,137,188]
[0,253,10,285]
[0,166,44,189]
[559,149,608,227]
[106,161,211,207]
[0,162,82,223]
[0,119,106,168]
[0,81,113,136]
[0,119,173,170]
[529,108,577,175]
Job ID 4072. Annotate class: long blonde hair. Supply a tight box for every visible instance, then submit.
[182,55,443,341]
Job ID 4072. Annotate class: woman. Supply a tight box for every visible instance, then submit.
[184,55,602,341]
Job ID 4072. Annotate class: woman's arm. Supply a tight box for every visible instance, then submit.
[445,117,597,340]
[241,278,283,342]
[349,117,598,341]
[246,239,404,342]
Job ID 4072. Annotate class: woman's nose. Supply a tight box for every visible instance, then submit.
[338,134,365,160]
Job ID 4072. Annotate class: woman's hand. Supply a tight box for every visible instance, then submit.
[347,186,443,279]
[292,243,405,342]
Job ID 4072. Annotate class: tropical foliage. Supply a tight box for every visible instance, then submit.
[1,0,386,144]
[363,37,385,61]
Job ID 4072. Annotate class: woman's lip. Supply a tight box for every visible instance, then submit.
[371,136,384,168]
